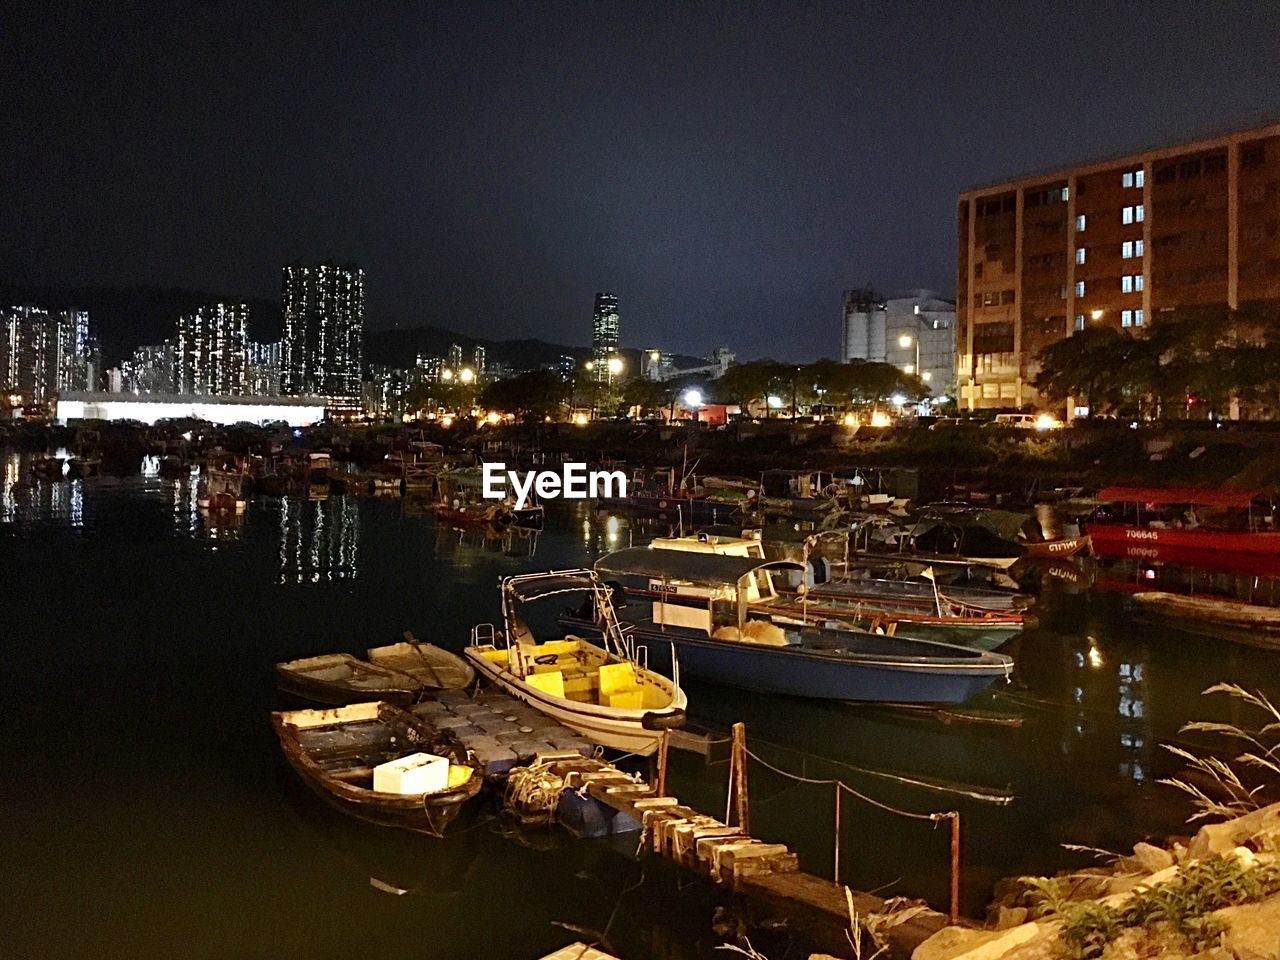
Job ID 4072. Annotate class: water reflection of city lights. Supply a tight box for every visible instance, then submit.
[606,514,619,543]
[1087,644,1104,668]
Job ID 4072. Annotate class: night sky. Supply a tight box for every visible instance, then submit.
[3,2,1278,360]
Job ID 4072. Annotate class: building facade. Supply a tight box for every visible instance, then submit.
[591,293,620,381]
[122,341,176,394]
[281,262,365,399]
[1,305,100,406]
[957,121,1280,411]
[175,302,249,395]
[642,346,736,382]
[841,288,955,391]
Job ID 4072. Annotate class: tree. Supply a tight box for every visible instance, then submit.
[621,377,675,419]
[1033,326,1136,415]
[478,370,566,422]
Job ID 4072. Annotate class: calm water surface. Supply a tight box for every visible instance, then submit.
[4,451,1278,960]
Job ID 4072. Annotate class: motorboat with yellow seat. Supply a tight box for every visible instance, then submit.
[465,570,686,755]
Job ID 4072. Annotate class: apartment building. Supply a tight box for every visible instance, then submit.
[957,121,1280,411]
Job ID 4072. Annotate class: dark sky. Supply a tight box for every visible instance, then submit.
[3,2,1278,360]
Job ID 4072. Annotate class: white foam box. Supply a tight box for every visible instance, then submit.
[372,752,449,795]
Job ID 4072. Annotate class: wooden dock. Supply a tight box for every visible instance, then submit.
[536,751,948,958]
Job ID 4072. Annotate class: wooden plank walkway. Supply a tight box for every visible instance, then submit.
[538,752,948,958]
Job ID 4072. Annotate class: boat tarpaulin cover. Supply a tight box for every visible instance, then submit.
[1096,487,1261,509]
[596,548,803,585]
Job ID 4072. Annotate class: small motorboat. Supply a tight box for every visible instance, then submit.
[198,468,248,514]
[465,570,686,755]
[272,701,482,837]
[276,634,475,706]
[582,546,1014,704]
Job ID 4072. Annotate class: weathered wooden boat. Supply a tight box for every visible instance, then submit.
[582,547,1013,704]
[810,575,1029,613]
[276,636,475,706]
[1086,487,1280,567]
[272,701,482,836]
[465,570,686,755]
[763,591,1024,651]
[1129,591,1280,648]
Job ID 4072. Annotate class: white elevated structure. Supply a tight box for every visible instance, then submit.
[55,392,328,427]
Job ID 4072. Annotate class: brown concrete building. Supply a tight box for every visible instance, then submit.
[956,121,1280,412]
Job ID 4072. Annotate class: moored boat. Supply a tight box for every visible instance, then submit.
[583,546,1013,703]
[276,635,475,706]
[272,701,482,836]
[646,533,1025,650]
[1129,591,1280,648]
[1085,487,1280,565]
[465,570,686,755]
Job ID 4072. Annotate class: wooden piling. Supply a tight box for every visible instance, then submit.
[656,728,670,797]
[833,781,842,883]
[728,722,750,834]
[949,811,962,922]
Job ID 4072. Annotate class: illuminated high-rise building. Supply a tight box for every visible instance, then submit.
[472,344,486,376]
[123,341,176,394]
[175,303,249,395]
[2,305,96,405]
[281,262,365,398]
[591,293,620,382]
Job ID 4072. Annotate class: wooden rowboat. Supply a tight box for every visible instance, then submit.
[272,701,482,837]
[276,634,475,706]
[1130,591,1280,648]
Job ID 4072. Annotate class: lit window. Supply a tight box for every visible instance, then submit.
[1076,247,1086,264]
[1076,214,1087,231]
[1135,239,1144,257]
[1134,309,1144,326]
[1136,169,1145,188]
[1122,169,1145,189]
[1136,204,1144,222]
[1075,280,1085,297]
[1061,186,1069,201]
[1122,310,1133,327]
[1123,171,1134,188]
[1122,275,1133,293]
[1122,241,1134,258]
[1075,314,1085,331]
[1135,275,1144,291]
[1122,206,1134,224]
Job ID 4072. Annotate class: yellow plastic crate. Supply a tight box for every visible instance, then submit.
[524,670,565,698]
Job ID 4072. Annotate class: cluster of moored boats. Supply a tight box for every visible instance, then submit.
[269,522,1053,836]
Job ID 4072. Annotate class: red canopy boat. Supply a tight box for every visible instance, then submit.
[1086,486,1280,561]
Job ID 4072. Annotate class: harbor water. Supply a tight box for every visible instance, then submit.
[4,453,1279,959]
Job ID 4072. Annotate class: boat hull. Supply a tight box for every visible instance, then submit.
[1089,523,1280,557]
[271,712,482,838]
[565,619,1010,704]
[464,649,685,756]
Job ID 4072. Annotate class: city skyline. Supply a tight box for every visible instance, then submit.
[4,4,1278,360]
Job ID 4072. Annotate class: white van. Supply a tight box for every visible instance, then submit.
[988,414,1038,429]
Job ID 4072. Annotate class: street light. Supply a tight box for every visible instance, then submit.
[459,367,475,384]
[441,369,454,381]
[683,388,703,408]
[898,332,921,381]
